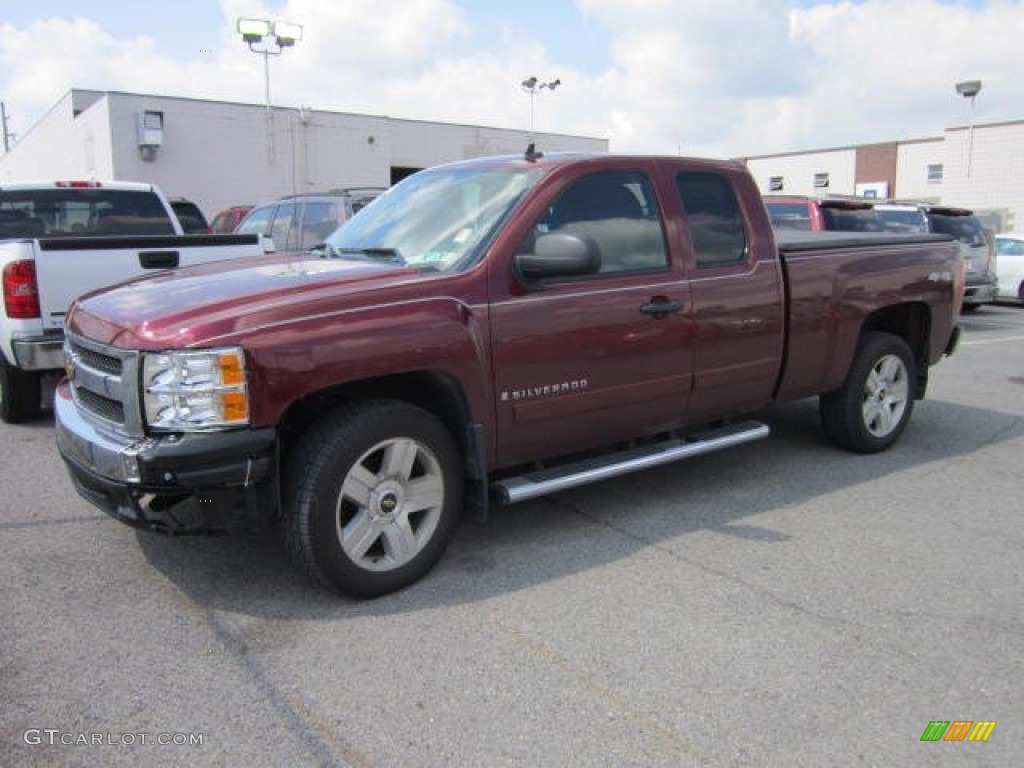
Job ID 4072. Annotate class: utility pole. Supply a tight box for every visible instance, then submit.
[1,102,14,153]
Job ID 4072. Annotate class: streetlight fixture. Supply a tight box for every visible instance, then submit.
[955,79,982,178]
[521,76,561,136]
[237,17,303,162]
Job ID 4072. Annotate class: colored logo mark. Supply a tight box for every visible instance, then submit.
[920,720,997,742]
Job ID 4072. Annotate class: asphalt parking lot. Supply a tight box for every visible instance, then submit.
[2,305,1022,768]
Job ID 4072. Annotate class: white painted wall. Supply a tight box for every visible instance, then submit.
[2,89,607,221]
[944,122,1024,231]
[0,93,77,181]
[894,139,944,202]
[746,148,857,197]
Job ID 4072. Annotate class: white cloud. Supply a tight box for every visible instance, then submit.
[1,0,1022,159]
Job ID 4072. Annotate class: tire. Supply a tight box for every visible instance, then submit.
[960,303,980,314]
[0,357,41,424]
[283,400,463,598]
[819,332,916,454]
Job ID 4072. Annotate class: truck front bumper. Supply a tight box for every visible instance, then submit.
[54,380,278,533]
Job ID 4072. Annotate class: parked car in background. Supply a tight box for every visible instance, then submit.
[210,205,253,234]
[995,233,1024,302]
[236,188,385,252]
[876,202,998,312]
[764,195,886,232]
[1,180,269,422]
[168,198,211,233]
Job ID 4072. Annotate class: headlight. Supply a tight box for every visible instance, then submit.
[143,347,249,431]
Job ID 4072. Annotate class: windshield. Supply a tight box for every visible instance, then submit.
[325,165,543,272]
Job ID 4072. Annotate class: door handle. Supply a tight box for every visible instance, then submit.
[139,250,180,269]
[639,298,682,317]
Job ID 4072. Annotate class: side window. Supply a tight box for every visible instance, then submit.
[534,170,667,275]
[269,202,298,251]
[676,173,747,268]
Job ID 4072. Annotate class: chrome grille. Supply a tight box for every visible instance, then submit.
[75,387,125,423]
[69,342,122,375]
[65,332,143,436]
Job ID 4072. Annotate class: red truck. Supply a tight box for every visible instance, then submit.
[54,151,963,598]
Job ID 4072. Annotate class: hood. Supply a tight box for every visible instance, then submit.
[68,253,430,348]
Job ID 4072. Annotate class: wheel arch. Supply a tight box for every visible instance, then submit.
[278,370,484,481]
[861,302,931,398]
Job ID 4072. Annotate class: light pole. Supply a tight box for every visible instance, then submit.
[955,79,982,178]
[521,76,561,137]
[238,18,303,163]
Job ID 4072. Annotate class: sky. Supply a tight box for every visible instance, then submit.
[0,0,1021,159]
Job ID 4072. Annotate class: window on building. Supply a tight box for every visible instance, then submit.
[927,164,944,183]
[768,176,784,192]
[813,172,830,189]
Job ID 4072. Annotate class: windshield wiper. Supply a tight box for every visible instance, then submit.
[331,246,406,265]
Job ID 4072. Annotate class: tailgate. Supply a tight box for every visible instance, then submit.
[34,234,261,330]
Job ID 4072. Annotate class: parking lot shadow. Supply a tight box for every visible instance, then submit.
[136,396,1024,620]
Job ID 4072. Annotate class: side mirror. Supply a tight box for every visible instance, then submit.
[514,231,601,284]
[259,234,276,253]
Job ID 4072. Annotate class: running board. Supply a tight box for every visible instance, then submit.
[493,421,771,504]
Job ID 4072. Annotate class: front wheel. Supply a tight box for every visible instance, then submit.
[819,332,916,454]
[283,400,463,598]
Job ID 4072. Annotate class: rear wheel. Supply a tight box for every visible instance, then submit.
[0,357,41,424]
[819,332,916,454]
[283,400,463,598]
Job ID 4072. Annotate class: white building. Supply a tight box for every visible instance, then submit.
[0,89,608,220]
[743,119,1024,232]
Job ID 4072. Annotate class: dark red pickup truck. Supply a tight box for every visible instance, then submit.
[55,152,963,597]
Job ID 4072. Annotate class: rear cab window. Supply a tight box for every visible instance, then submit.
[0,188,176,237]
[820,203,885,232]
[928,211,986,246]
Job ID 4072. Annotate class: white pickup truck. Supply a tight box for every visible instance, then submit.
[1,179,269,422]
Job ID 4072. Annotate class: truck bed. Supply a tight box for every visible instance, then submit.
[774,230,960,404]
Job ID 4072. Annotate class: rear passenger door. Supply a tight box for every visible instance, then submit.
[676,171,785,423]
[489,167,695,467]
